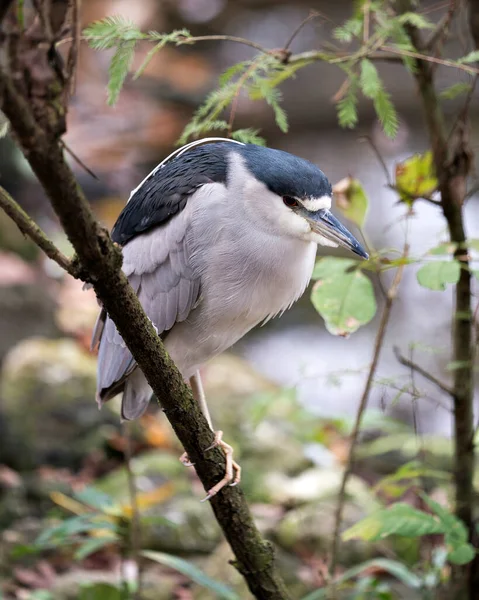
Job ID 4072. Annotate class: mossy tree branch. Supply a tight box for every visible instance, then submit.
[0,3,291,599]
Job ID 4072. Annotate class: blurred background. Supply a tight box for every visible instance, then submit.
[0,0,478,598]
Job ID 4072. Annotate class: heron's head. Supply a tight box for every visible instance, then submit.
[230,144,368,259]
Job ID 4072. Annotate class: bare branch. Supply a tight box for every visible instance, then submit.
[329,242,409,588]
[0,183,74,274]
[393,346,454,396]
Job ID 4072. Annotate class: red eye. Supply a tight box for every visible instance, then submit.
[283,196,299,208]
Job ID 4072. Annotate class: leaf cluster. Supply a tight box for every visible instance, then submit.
[84,16,191,105]
[343,491,475,565]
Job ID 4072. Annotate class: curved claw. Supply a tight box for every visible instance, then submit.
[179,452,195,467]
[200,431,242,501]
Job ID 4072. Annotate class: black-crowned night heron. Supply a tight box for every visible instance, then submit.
[92,137,368,500]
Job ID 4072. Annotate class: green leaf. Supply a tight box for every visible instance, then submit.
[337,77,359,129]
[428,242,457,255]
[373,89,398,138]
[300,558,422,600]
[417,261,460,291]
[374,461,449,498]
[397,13,435,29]
[83,16,142,50]
[74,537,113,560]
[74,487,114,511]
[219,61,249,85]
[333,176,368,228]
[311,257,376,336]
[343,503,444,542]
[360,59,381,99]
[448,544,476,565]
[466,239,479,252]
[133,30,193,79]
[419,492,467,546]
[457,50,479,64]
[142,550,240,600]
[440,82,472,100]
[134,41,164,79]
[79,583,122,600]
[333,18,363,43]
[395,151,438,203]
[446,360,470,371]
[271,101,288,133]
[231,128,266,145]
[107,40,136,105]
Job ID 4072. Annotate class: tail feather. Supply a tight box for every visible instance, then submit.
[121,368,152,421]
[93,271,152,420]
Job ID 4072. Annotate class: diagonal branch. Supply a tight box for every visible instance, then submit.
[0,183,74,274]
[0,43,292,600]
[393,346,454,396]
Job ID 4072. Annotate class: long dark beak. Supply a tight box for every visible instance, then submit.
[304,209,369,259]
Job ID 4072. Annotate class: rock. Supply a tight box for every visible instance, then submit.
[0,337,119,470]
[95,450,188,502]
[0,281,57,363]
[275,499,374,566]
[192,541,252,600]
[264,467,379,507]
[141,495,221,554]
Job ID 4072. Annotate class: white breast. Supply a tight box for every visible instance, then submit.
[164,185,317,377]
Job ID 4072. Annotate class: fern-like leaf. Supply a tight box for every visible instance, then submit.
[374,89,399,138]
[108,40,136,105]
[440,82,472,100]
[337,78,359,129]
[359,59,381,99]
[219,62,249,85]
[231,128,266,145]
[333,17,362,43]
[83,15,142,50]
[458,50,479,64]
[134,41,164,79]
[397,13,434,29]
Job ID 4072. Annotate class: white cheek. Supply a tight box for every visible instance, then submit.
[276,206,310,235]
[301,195,332,211]
[309,231,339,248]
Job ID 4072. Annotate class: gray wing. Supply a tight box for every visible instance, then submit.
[94,206,200,419]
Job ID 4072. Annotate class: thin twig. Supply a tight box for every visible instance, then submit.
[227,57,264,136]
[61,139,99,180]
[359,135,392,186]
[386,183,442,205]
[283,11,319,52]
[363,0,371,44]
[328,242,409,593]
[425,0,457,52]
[0,183,74,274]
[379,44,479,74]
[58,33,271,55]
[122,422,142,600]
[393,346,454,396]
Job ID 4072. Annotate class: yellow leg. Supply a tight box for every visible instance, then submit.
[179,372,242,500]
